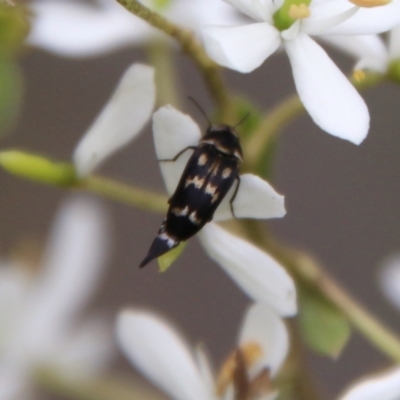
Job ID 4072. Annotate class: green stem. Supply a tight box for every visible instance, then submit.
[116,0,232,121]
[147,39,181,107]
[36,368,165,400]
[244,94,303,171]
[241,220,400,363]
[80,175,168,213]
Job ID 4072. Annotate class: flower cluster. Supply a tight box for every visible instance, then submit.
[2,0,400,398]
[0,197,113,398]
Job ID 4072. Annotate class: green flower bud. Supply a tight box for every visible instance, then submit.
[0,150,77,186]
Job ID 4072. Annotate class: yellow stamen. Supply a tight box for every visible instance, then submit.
[288,3,311,20]
[216,342,263,396]
[353,69,366,83]
[349,0,391,7]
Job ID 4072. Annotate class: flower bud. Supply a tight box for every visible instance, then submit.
[0,150,77,186]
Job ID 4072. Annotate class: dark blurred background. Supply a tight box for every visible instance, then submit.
[1,37,400,399]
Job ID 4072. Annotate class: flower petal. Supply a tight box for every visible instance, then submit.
[51,317,114,378]
[321,34,388,72]
[284,34,369,144]
[28,0,151,57]
[202,23,280,73]
[0,365,30,400]
[379,254,400,310]
[152,105,202,195]
[214,174,286,221]
[223,0,275,22]
[16,196,110,358]
[239,304,289,377]
[199,224,297,316]
[321,2,400,35]
[389,25,400,60]
[117,309,211,400]
[338,367,400,400]
[73,63,155,177]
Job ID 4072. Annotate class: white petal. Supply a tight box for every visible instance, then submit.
[73,63,155,177]
[322,2,400,35]
[195,346,216,398]
[15,196,110,359]
[152,105,202,195]
[199,224,297,316]
[214,174,286,221]
[51,317,114,378]
[379,254,400,310]
[284,34,369,144]
[0,365,30,400]
[28,0,152,57]
[302,4,359,35]
[168,0,244,29]
[239,304,289,377]
[389,25,400,60]
[117,309,211,400]
[321,34,388,73]
[339,367,400,400]
[223,0,274,22]
[202,23,280,73]
[0,263,30,335]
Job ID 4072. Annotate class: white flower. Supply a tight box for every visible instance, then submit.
[201,0,388,144]
[73,63,156,177]
[27,0,242,58]
[319,0,400,36]
[152,105,296,316]
[0,197,113,399]
[117,303,289,400]
[322,24,400,75]
[379,254,400,310]
[338,366,400,400]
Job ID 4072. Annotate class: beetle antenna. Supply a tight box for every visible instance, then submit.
[188,96,212,128]
[233,112,250,129]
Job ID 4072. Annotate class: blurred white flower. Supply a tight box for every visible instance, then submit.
[27,0,242,58]
[73,63,156,177]
[0,196,113,399]
[152,105,296,316]
[200,0,400,144]
[379,253,400,310]
[117,303,289,400]
[338,366,400,400]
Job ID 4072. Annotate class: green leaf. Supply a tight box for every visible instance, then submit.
[0,150,77,186]
[158,242,187,272]
[0,58,23,135]
[298,287,351,358]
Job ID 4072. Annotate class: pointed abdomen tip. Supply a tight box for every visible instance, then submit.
[138,234,179,268]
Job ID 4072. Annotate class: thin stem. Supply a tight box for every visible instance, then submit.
[244,94,303,170]
[116,0,233,121]
[80,175,168,213]
[241,220,400,362]
[147,39,181,107]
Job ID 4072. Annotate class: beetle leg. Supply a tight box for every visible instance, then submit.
[229,175,241,218]
[158,146,197,162]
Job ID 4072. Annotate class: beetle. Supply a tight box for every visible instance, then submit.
[139,111,244,268]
